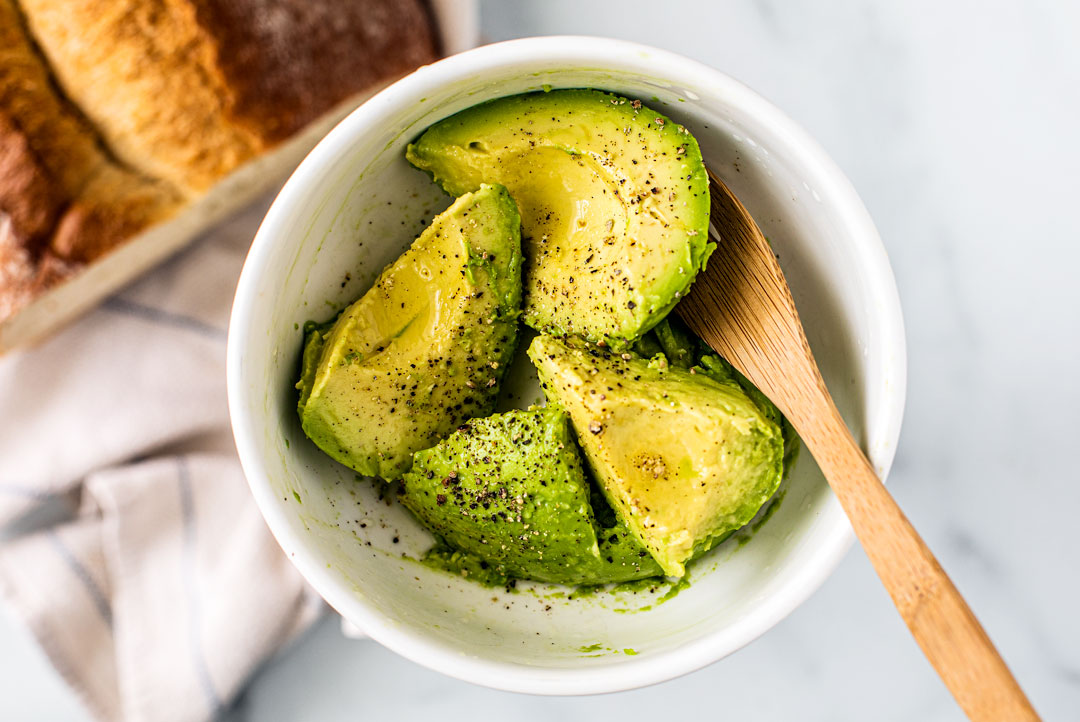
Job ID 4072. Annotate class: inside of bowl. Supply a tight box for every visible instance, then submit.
[234,54,902,687]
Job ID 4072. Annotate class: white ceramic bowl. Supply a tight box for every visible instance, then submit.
[227,36,906,694]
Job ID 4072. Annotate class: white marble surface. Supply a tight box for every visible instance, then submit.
[2,1,1078,719]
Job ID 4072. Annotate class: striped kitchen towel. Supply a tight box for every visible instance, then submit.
[0,196,322,722]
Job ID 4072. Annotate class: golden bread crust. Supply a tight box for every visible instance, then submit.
[18,0,438,193]
[0,0,438,338]
[0,0,182,317]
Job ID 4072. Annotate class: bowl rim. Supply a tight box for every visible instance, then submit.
[227,35,907,695]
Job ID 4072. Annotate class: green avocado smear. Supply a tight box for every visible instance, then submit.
[296,90,799,593]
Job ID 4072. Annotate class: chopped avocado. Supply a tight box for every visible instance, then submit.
[636,316,801,474]
[297,316,338,418]
[529,335,784,577]
[637,316,698,370]
[298,185,523,480]
[400,405,663,585]
[406,89,712,349]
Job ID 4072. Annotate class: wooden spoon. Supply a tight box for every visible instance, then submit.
[677,168,1039,721]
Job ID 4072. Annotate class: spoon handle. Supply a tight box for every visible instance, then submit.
[802,398,1040,721]
[683,167,1037,718]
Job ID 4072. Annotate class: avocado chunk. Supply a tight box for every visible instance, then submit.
[636,316,801,473]
[529,335,784,577]
[406,89,712,348]
[401,405,663,585]
[298,185,523,480]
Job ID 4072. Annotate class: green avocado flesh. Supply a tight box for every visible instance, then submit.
[636,316,801,472]
[406,89,712,349]
[529,334,785,577]
[401,405,663,585]
[297,185,522,480]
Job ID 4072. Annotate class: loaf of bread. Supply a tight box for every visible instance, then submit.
[0,0,441,350]
[0,0,183,321]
